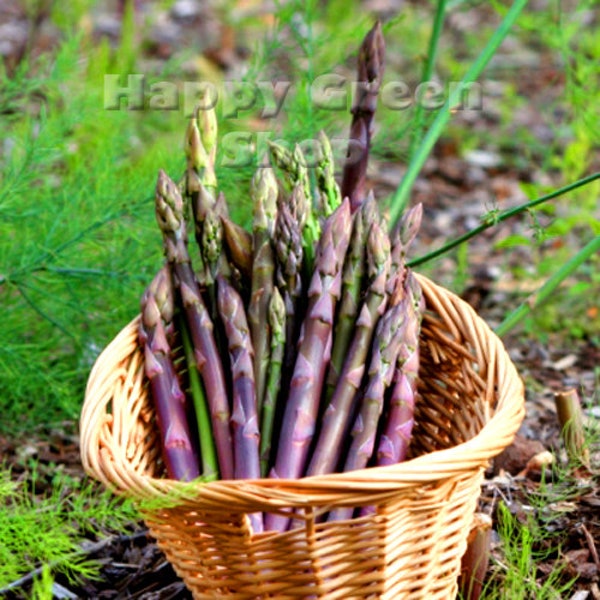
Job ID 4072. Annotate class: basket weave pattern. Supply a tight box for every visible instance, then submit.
[80,274,524,599]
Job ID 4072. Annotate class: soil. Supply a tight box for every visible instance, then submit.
[1,0,598,598]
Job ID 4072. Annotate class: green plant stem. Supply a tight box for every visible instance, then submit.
[554,388,590,468]
[408,0,447,160]
[495,234,600,336]
[408,172,600,268]
[389,0,529,227]
[178,315,219,481]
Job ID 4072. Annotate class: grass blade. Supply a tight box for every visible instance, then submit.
[389,0,529,227]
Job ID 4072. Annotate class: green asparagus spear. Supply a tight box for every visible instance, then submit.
[185,99,217,193]
[177,310,219,481]
[184,113,216,197]
[155,169,234,480]
[315,130,342,218]
[196,99,218,167]
[268,141,320,273]
[267,140,311,202]
[139,265,200,481]
[221,215,253,282]
[259,287,286,477]
[248,166,278,415]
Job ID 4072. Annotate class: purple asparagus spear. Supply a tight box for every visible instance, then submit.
[139,265,200,481]
[265,199,352,531]
[306,220,391,476]
[340,21,385,212]
[376,270,424,465]
[217,274,263,533]
[155,169,234,480]
[328,288,408,522]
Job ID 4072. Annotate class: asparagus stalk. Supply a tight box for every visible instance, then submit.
[221,215,253,282]
[139,265,200,481]
[328,292,407,522]
[274,194,304,299]
[395,202,423,251]
[273,191,304,378]
[177,310,219,481]
[155,169,234,480]
[266,199,352,531]
[340,21,385,212]
[259,287,286,477]
[216,274,263,533]
[201,206,223,283]
[268,141,311,204]
[197,101,218,168]
[217,275,263,533]
[554,388,590,468]
[324,193,378,399]
[307,220,391,476]
[248,167,278,415]
[375,270,424,466]
[184,102,217,195]
[315,130,342,218]
[268,141,320,273]
[386,203,423,303]
[184,101,227,301]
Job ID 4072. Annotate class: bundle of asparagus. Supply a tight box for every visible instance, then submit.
[138,21,425,532]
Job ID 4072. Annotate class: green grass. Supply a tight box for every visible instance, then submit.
[482,500,576,600]
[0,30,187,432]
[0,466,137,592]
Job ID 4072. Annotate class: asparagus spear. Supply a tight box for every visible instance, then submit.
[315,130,342,218]
[268,140,311,204]
[184,103,217,196]
[248,167,278,415]
[386,203,423,302]
[221,215,253,282]
[376,270,424,465]
[324,192,378,400]
[216,274,264,533]
[389,203,423,274]
[274,188,304,297]
[155,169,234,480]
[177,310,219,481]
[196,101,218,168]
[184,101,227,300]
[201,206,223,283]
[396,202,423,249]
[340,21,385,212]
[307,220,391,476]
[266,199,352,532]
[273,191,304,378]
[268,141,320,273]
[328,290,407,522]
[259,287,286,477]
[139,265,200,481]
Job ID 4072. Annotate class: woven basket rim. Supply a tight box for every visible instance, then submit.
[80,273,525,506]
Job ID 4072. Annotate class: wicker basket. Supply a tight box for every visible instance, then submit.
[80,274,524,599]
